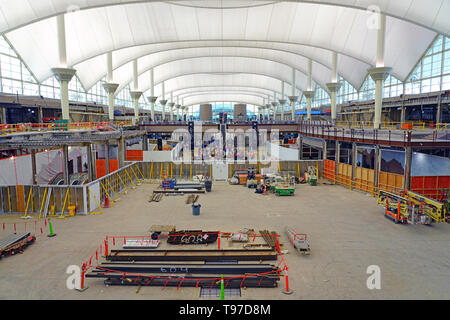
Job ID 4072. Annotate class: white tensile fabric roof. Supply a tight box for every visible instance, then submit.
[2,0,447,106]
[161,73,296,100]
[183,93,266,107]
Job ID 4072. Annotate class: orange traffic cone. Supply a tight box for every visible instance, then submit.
[104,196,110,208]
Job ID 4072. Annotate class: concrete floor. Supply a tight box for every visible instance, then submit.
[0,180,449,300]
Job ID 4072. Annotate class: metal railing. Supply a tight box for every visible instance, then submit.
[0,120,133,135]
[133,160,324,182]
[335,121,449,131]
[299,121,449,146]
[0,162,142,216]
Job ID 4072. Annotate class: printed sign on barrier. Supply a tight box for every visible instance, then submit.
[89,182,101,212]
[123,239,160,249]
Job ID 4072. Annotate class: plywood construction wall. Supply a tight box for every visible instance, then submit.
[354,167,375,193]
[337,163,352,187]
[378,171,404,194]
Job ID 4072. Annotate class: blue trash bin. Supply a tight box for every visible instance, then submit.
[192,204,201,216]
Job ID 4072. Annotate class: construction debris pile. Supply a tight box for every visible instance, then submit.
[149,175,213,204]
[229,168,297,196]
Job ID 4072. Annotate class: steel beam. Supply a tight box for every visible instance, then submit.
[107,249,278,262]
[87,273,279,288]
[95,263,278,275]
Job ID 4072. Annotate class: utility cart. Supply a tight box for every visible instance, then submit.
[272,184,295,196]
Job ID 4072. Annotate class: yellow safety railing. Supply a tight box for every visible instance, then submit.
[0,120,133,135]
[335,121,434,131]
[435,123,450,130]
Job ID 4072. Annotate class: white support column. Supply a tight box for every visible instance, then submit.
[369,13,392,129]
[56,15,67,67]
[130,59,143,124]
[103,52,119,121]
[271,91,278,120]
[261,98,265,120]
[376,13,386,68]
[288,68,298,122]
[160,81,167,121]
[176,96,180,120]
[169,92,174,121]
[326,52,341,123]
[307,60,312,89]
[302,60,314,121]
[107,52,113,83]
[279,81,285,120]
[265,95,269,120]
[147,69,157,122]
[133,59,139,91]
[181,98,185,121]
[51,14,76,122]
[291,68,296,120]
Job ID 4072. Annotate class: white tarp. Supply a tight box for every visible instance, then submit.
[266,142,299,161]
[0,155,32,185]
[143,151,172,162]
[88,182,101,212]
[212,163,228,181]
[0,147,88,186]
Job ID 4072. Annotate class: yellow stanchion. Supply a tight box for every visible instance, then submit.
[180,162,183,179]
[57,188,70,219]
[135,164,145,180]
[150,162,154,180]
[100,181,115,207]
[129,166,142,185]
[105,178,120,202]
[38,188,48,219]
[190,163,192,181]
[117,172,129,194]
[124,168,136,188]
[22,188,33,218]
